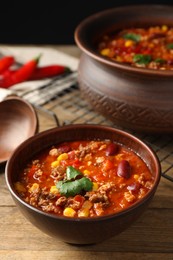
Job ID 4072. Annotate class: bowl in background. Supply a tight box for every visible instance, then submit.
[74,5,173,133]
[5,124,161,245]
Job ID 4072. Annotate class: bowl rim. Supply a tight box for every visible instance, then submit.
[5,124,161,222]
[74,4,173,77]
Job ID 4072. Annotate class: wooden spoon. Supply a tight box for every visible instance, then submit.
[0,96,38,164]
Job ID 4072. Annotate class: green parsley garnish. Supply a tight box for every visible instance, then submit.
[66,166,82,180]
[166,43,173,49]
[123,33,141,42]
[133,54,152,65]
[154,58,166,64]
[56,166,93,197]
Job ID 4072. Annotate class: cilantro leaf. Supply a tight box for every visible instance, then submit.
[123,33,141,42]
[166,43,173,49]
[56,177,93,197]
[56,166,93,197]
[133,54,151,65]
[66,166,82,180]
[154,58,166,64]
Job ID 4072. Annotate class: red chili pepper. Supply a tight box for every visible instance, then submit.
[29,65,70,80]
[0,68,15,78]
[0,56,15,73]
[0,55,40,88]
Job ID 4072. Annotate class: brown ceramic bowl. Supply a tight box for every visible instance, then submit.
[74,5,173,134]
[5,124,161,245]
[0,95,38,164]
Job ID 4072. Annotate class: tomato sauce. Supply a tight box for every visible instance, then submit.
[98,25,173,70]
[14,140,154,218]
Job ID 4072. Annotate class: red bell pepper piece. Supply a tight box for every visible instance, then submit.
[0,55,40,88]
[0,56,15,73]
[29,64,70,80]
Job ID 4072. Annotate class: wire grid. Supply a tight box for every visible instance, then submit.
[28,82,173,183]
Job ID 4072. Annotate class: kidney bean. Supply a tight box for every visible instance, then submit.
[117,160,131,179]
[59,145,71,153]
[167,59,173,65]
[68,151,76,160]
[105,143,119,156]
[149,32,165,39]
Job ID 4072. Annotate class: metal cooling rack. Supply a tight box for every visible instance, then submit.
[21,72,173,183]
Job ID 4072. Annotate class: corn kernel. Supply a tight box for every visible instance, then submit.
[78,208,90,217]
[161,25,168,32]
[101,48,110,56]
[29,183,39,193]
[50,186,59,195]
[81,200,92,210]
[116,154,123,159]
[14,182,26,193]
[125,40,134,47]
[92,182,98,191]
[134,174,139,180]
[57,153,68,162]
[63,207,76,217]
[149,43,154,48]
[116,56,123,62]
[83,169,90,176]
[78,201,92,217]
[51,160,59,168]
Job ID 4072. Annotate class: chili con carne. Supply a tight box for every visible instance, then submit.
[14,140,154,218]
[98,25,173,70]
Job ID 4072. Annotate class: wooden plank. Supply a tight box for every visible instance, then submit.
[1,251,173,260]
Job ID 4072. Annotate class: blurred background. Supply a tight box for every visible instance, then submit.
[0,0,172,45]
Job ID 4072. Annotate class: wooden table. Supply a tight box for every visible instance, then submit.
[0,45,173,260]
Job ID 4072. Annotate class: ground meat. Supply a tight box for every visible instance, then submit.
[49,148,59,157]
[41,203,57,213]
[124,191,136,203]
[33,169,43,179]
[93,202,104,216]
[98,182,116,194]
[30,187,54,208]
[95,156,105,165]
[119,183,126,189]
[28,196,39,207]
[138,174,146,185]
[145,181,153,189]
[99,144,107,151]
[138,188,147,199]
[55,196,67,207]
[75,144,88,158]
[67,198,81,210]
[148,61,160,69]
[76,141,105,158]
[32,159,40,165]
[26,186,41,206]
[84,153,92,161]
[50,166,66,180]
[85,191,109,204]
[38,197,49,207]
